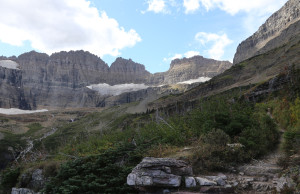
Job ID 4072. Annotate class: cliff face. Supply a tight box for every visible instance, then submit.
[16,51,110,108]
[0,50,232,109]
[108,58,151,85]
[233,0,300,65]
[0,64,29,109]
[162,56,232,85]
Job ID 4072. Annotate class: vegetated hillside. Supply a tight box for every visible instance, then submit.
[0,61,299,193]
[149,32,300,110]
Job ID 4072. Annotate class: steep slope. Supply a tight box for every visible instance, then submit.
[0,51,231,109]
[150,28,300,109]
[108,57,150,85]
[233,0,300,64]
[0,63,29,109]
[161,56,231,85]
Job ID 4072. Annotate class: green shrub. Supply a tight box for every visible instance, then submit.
[0,167,20,190]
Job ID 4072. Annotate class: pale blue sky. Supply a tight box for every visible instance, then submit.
[0,0,287,73]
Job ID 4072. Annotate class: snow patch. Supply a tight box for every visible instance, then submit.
[0,108,48,115]
[0,60,20,70]
[177,77,211,84]
[87,83,149,96]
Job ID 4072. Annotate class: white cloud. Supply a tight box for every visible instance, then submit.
[195,32,232,60]
[163,50,200,62]
[0,0,141,57]
[143,0,180,14]
[184,51,200,58]
[144,0,168,14]
[197,0,286,15]
[183,0,287,34]
[183,0,201,14]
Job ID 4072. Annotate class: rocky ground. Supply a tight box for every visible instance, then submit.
[127,128,298,193]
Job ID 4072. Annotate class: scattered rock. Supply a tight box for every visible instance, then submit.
[127,157,192,189]
[195,177,217,186]
[275,176,296,192]
[28,169,45,191]
[185,177,196,188]
[11,188,36,194]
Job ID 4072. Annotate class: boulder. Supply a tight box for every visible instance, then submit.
[127,157,192,188]
[195,177,217,186]
[185,177,196,188]
[28,169,45,191]
[11,188,36,194]
[205,174,227,186]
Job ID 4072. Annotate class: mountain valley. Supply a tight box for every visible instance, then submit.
[0,0,300,193]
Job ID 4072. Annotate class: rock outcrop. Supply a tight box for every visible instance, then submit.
[233,0,300,65]
[161,56,232,85]
[0,65,29,109]
[109,57,151,85]
[0,50,232,109]
[127,157,192,189]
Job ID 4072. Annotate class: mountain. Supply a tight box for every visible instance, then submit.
[233,0,300,64]
[161,56,232,85]
[0,51,231,109]
[150,0,300,109]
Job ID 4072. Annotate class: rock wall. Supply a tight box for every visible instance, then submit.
[108,57,150,85]
[233,0,300,65]
[0,66,29,109]
[161,56,231,85]
[0,50,232,109]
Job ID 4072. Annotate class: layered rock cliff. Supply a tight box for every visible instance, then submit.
[108,57,150,85]
[233,0,300,65]
[0,50,232,109]
[0,63,29,109]
[161,56,232,85]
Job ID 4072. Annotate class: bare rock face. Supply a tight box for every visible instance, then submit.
[0,50,232,109]
[127,157,192,188]
[109,57,151,85]
[233,0,300,65]
[17,50,110,108]
[0,65,29,109]
[163,56,231,85]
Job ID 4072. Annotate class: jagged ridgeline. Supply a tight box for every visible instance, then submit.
[0,0,300,193]
[0,51,231,109]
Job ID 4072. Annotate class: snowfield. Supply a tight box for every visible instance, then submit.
[177,77,211,84]
[0,108,48,115]
[87,83,149,96]
[0,60,20,70]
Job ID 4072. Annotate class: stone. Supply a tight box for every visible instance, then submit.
[0,50,232,109]
[233,0,300,64]
[28,169,45,191]
[11,188,36,194]
[276,176,296,192]
[204,175,226,186]
[185,177,196,188]
[127,157,192,188]
[195,177,217,186]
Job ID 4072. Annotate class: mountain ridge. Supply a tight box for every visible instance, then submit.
[0,50,231,109]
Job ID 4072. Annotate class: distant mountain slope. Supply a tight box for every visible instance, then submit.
[233,0,300,65]
[150,25,300,109]
[0,51,231,109]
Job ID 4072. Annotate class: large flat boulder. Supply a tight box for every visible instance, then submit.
[127,157,192,188]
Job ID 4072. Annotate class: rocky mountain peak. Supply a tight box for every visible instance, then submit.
[233,0,300,64]
[110,57,148,73]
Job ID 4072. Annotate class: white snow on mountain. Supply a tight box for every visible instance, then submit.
[177,77,211,84]
[0,108,48,115]
[87,83,149,96]
[0,60,20,70]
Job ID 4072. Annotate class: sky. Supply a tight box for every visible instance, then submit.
[0,0,287,73]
